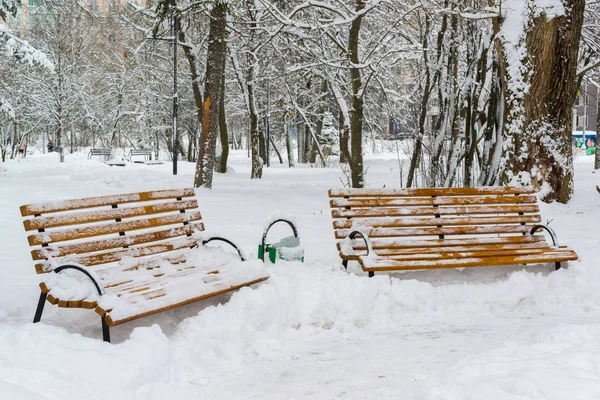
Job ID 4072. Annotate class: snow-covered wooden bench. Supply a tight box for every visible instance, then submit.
[328,186,578,277]
[21,188,269,342]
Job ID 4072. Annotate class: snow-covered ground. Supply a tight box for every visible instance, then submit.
[1,150,600,399]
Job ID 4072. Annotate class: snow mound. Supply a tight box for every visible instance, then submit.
[422,324,600,400]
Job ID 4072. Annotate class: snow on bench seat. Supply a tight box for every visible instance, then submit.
[21,188,269,341]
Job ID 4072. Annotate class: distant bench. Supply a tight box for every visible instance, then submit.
[88,148,126,167]
[21,188,269,342]
[128,149,162,165]
[88,148,112,160]
[329,186,578,277]
[128,148,151,162]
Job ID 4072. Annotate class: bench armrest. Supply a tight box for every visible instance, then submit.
[201,237,246,261]
[530,224,559,247]
[54,265,104,296]
[347,230,373,256]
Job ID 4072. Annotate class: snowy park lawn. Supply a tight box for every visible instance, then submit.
[1,151,600,399]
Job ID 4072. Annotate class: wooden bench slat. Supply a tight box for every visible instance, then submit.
[333,214,541,229]
[359,250,578,271]
[371,241,550,256]
[347,235,546,251]
[20,188,195,216]
[329,186,536,198]
[331,204,540,219]
[35,236,201,272]
[27,212,202,246]
[330,195,538,208]
[382,247,550,261]
[335,224,532,239]
[31,224,200,260]
[24,199,198,231]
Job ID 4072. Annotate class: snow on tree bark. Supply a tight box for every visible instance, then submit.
[497,0,584,203]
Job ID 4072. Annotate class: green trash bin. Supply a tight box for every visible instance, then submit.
[258,219,304,263]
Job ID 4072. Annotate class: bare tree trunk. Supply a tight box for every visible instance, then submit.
[194,2,228,188]
[339,110,349,164]
[259,124,266,162]
[407,14,431,188]
[179,23,203,163]
[303,123,311,163]
[478,56,502,185]
[497,0,584,203]
[248,70,262,178]
[285,113,294,167]
[270,136,283,164]
[216,53,229,173]
[347,0,366,188]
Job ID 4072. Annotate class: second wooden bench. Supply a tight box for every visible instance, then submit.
[329,186,577,277]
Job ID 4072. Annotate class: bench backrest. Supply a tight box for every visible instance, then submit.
[20,188,203,274]
[329,186,540,246]
[89,149,112,155]
[130,149,152,155]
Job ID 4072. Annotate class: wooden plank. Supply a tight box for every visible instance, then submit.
[335,224,532,239]
[381,248,549,261]
[332,204,540,219]
[98,276,269,327]
[372,241,549,256]
[333,214,541,229]
[23,200,199,231]
[27,212,203,246]
[349,235,546,250]
[35,236,201,271]
[330,195,538,208]
[31,224,199,260]
[359,250,578,271]
[328,186,535,198]
[20,188,195,216]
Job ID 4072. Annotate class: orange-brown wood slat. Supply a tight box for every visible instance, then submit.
[331,204,540,219]
[328,186,535,198]
[23,199,199,231]
[20,188,196,216]
[31,224,199,260]
[34,236,201,272]
[27,212,203,246]
[372,241,550,256]
[333,214,541,229]
[329,195,538,208]
[334,224,532,239]
[359,250,578,271]
[382,247,550,261]
[347,235,546,251]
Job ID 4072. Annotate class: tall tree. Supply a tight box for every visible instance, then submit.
[195,0,228,188]
[496,0,585,203]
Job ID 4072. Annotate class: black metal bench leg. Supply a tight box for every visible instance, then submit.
[368,271,374,278]
[342,260,348,270]
[33,291,47,323]
[555,261,561,271]
[102,317,111,343]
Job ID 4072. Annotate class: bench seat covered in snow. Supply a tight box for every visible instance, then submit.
[328,186,578,277]
[21,188,269,341]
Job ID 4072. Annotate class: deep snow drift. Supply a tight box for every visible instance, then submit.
[1,150,600,399]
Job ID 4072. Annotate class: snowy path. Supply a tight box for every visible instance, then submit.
[1,152,600,399]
